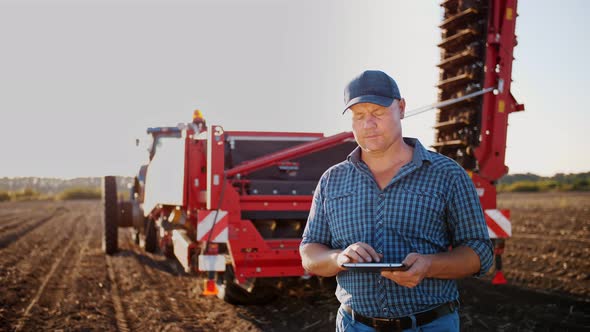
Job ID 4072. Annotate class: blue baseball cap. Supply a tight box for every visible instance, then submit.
[343,70,401,114]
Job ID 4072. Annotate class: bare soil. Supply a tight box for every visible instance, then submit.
[1,192,589,331]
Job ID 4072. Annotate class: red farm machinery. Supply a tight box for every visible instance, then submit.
[434,0,523,284]
[102,0,523,304]
[103,119,357,303]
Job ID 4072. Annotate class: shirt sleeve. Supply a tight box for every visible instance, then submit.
[446,169,494,276]
[300,172,332,247]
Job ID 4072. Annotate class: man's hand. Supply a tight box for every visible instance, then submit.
[337,242,383,267]
[380,246,482,287]
[380,252,432,288]
[300,242,386,277]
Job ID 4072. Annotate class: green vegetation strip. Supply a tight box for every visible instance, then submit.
[497,172,590,192]
[0,187,102,202]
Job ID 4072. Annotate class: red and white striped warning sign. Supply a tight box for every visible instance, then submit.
[485,209,511,238]
[197,210,228,243]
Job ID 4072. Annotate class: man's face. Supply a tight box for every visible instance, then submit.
[349,99,405,154]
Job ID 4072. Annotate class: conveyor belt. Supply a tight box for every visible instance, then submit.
[434,0,488,170]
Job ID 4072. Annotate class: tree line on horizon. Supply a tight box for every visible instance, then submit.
[497,172,590,192]
[0,176,132,202]
[0,172,589,202]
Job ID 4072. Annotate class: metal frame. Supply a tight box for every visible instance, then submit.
[176,126,356,283]
[476,0,524,185]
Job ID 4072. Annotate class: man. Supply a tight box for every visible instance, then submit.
[300,70,493,331]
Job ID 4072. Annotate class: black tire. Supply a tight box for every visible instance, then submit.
[144,218,157,253]
[216,266,277,305]
[102,176,118,255]
[132,229,141,246]
[163,243,175,259]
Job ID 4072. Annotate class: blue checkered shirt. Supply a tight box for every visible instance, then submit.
[301,137,493,318]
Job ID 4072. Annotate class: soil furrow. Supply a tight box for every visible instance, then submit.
[106,255,132,332]
[21,212,103,330]
[0,211,18,219]
[505,251,590,272]
[505,268,590,298]
[0,207,85,330]
[0,206,56,227]
[0,212,78,276]
[129,247,186,318]
[0,211,62,248]
[0,215,22,228]
[511,233,590,245]
[13,214,81,332]
[110,232,199,331]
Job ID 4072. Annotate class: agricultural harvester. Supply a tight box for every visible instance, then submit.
[103,113,357,303]
[102,0,524,304]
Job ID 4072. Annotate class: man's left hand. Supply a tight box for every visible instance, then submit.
[380,253,432,288]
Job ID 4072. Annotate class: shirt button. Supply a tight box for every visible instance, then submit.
[378,193,384,198]
[382,308,388,313]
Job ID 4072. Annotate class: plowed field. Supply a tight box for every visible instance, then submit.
[1,192,589,331]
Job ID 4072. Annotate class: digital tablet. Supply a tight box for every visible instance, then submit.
[341,263,408,272]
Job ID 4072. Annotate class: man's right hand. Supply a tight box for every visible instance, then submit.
[337,242,383,268]
[300,242,382,277]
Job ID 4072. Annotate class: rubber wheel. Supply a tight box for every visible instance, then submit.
[102,176,118,255]
[216,266,277,305]
[132,229,141,245]
[163,243,175,259]
[144,218,157,253]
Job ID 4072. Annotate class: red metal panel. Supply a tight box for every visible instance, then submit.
[237,264,306,279]
[227,219,305,282]
[470,172,497,210]
[186,131,207,213]
[239,195,312,211]
[474,0,524,181]
[207,125,226,210]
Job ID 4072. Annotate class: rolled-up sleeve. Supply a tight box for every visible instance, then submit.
[447,170,494,276]
[301,173,332,247]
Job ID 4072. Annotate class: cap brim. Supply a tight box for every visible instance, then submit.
[342,95,394,114]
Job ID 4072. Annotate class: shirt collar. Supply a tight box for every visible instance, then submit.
[347,137,432,167]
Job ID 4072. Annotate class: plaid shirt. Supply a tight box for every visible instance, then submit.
[301,137,493,318]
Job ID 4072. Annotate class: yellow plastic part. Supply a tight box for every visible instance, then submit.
[193,109,204,120]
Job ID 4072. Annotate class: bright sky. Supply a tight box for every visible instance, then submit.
[1,0,588,178]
